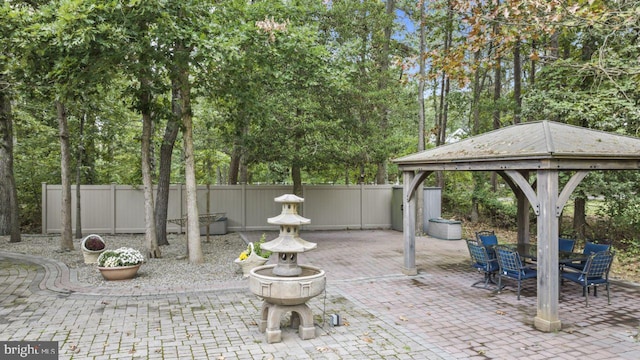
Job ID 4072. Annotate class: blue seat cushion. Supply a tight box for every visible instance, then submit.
[472,260,499,272]
[502,268,536,279]
[583,242,610,255]
[561,271,607,285]
[479,235,498,246]
[558,238,575,252]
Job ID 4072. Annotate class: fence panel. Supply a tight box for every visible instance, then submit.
[42,184,394,234]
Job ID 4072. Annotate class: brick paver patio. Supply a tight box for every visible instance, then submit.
[2,230,639,359]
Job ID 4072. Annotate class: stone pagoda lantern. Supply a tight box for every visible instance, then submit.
[249,194,326,343]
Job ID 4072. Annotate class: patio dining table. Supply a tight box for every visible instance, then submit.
[501,243,587,264]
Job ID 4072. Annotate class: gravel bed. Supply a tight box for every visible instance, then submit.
[0,233,249,289]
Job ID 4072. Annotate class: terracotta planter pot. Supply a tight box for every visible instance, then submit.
[98,264,141,281]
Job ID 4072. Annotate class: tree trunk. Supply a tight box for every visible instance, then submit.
[0,79,20,242]
[228,122,248,185]
[513,37,522,124]
[239,153,248,184]
[469,51,484,223]
[75,113,85,239]
[471,50,482,134]
[530,40,536,86]
[228,140,241,185]
[155,78,181,246]
[139,78,161,259]
[439,76,450,145]
[56,101,74,251]
[492,60,501,130]
[291,162,302,196]
[491,21,501,191]
[177,43,203,264]
[374,0,395,185]
[415,0,427,233]
[417,1,426,153]
[573,195,587,240]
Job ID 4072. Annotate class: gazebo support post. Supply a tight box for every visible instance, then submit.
[516,190,530,244]
[516,171,530,245]
[402,171,417,275]
[534,169,562,332]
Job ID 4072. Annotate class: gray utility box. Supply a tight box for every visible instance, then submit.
[200,216,227,235]
[391,186,442,232]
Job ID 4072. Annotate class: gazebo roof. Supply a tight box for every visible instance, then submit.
[394,121,640,171]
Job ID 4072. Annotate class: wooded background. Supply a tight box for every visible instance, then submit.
[1,1,639,259]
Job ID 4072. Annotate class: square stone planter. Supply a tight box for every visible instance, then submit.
[427,218,462,240]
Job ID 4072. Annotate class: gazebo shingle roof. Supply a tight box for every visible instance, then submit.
[394,121,640,169]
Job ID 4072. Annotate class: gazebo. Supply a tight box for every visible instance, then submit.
[394,120,640,332]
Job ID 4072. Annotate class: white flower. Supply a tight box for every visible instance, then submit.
[97,247,144,267]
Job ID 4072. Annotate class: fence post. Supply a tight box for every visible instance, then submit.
[111,183,116,234]
[241,183,246,231]
[178,183,183,233]
[41,182,47,234]
[360,183,364,230]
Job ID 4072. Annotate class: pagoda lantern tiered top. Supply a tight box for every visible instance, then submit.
[260,194,316,276]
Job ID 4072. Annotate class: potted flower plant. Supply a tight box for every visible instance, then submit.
[96,247,145,280]
[80,234,106,264]
[235,234,272,277]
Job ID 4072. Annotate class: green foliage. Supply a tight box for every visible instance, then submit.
[252,234,272,259]
[5,0,640,241]
[442,171,473,215]
[591,171,640,241]
[443,171,517,229]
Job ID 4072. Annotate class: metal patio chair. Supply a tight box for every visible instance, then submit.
[565,241,610,271]
[561,250,615,307]
[495,246,537,300]
[466,239,499,289]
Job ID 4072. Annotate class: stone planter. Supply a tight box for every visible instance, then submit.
[81,234,106,264]
[235,243,269,277]
[98,264,141,281]
[427,218,462,240]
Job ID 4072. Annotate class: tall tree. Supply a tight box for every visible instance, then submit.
[154,79,181,246]
[0,73,21,242]
[139,70,161,259]
[0,2,21,241]
[56,101,74,250]
[513,37,522,124]
[74,113,85,239]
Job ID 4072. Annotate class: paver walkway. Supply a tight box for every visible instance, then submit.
[2,230,640,359]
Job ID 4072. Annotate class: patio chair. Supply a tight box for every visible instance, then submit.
[466,239,499,289]
[565,241,611,271]
[558,238,576,252]
[495,246,537,300]
[561,250,615,307]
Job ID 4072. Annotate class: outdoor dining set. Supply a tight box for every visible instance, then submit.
[466,231,615,307]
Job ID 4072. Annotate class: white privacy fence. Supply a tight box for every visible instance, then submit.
[41,183,395,234]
